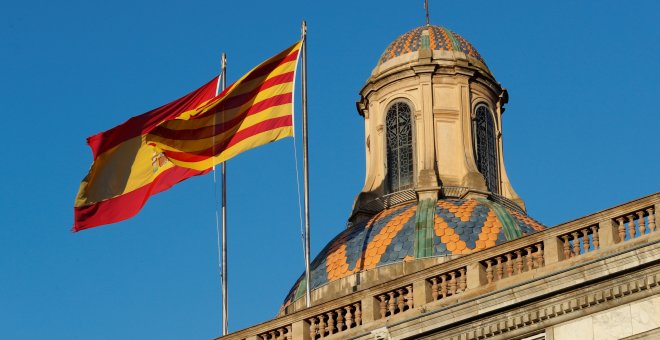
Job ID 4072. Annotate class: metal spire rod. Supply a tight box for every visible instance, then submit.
[301,20,312,308]
[424,0,430,25]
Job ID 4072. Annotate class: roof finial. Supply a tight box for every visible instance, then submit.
[424,0,430,25]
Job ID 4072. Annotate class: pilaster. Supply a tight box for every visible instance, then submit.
[292,319,310,340]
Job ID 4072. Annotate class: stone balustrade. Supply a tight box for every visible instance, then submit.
[428,267,466,300]
[307,303,361,339]
[558,225,599,259]
[614,206,656,242]
[376,285,413,318]
[257,325,291,340]
[481,244,543,284]
[222,193,659,340]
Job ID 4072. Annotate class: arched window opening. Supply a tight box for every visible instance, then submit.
[386,102,414,193]
[474,104,499,194]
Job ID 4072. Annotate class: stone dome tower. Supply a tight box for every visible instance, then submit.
[280,24,546,315]
[352,24,523,221]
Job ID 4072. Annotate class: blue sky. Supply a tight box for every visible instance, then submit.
[1,1,658,339]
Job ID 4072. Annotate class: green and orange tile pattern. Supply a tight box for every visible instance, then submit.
[281,198,545,307]
[379,25,485,65]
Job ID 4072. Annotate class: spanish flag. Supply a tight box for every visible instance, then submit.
[73,78,219,231]
[146,41,301,171]
[74,41,301,231]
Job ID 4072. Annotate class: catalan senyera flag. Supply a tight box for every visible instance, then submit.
[145,41,302,171]
[74,78,219,232]
[74,41,301,231]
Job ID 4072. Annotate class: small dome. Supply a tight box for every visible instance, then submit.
[379,25,485,66]
[281,198,545,308]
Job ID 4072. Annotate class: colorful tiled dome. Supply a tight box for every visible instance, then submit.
[379,25,485,65]
[281,198,545,308]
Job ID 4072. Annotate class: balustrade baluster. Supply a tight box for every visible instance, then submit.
[440,274,448,298]
[345,306,354,329]
[354,303,362,325]
[535,243,544,267]
[637,211,646,235]
[515,250,523,274]
[485,260,494,283]
[562,235,571,259]
[286,325,292,340]
[406,285,414,309]
[396,289,405,312]
[458,268,467,292]
[525,247,533,271]
[581,228,590,253]
[387,292,396,315]
[449,271,457,295]
[648,207,656,232]
[628,215,637,239]
[318,316,326,338]
[335,309,344,331]
[591,225,599,249]
[430,277,439,300]
[571,232,580,256]
[505,253,513,277]
[308,318,317,340]
[378,295,387,318]
[617,217,626,241]
[326,312,335,335]
[495,257,503,280]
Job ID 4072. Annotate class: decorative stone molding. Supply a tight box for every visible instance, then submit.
[444,268,660,340]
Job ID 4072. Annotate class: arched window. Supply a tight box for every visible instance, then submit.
[386,102,414,193]
[474,104,499,194]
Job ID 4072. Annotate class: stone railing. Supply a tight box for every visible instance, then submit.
[614,206,656,242]
[428,267,466,300]
[375,285,413,318]
[481,244,543,284]
[558,225,599,258]
[307,303,361,339]
[257,325,291,340]
[221,193,659,340]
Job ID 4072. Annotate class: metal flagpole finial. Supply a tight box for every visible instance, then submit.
[424,0,430,26]
[301,20,307,38]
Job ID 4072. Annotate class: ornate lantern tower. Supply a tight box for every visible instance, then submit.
[352,24,523,222]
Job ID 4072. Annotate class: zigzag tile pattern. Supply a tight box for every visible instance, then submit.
[379,25,485,65]
[281,198,545,308]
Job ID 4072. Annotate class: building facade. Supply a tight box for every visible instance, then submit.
[217,24,660,340]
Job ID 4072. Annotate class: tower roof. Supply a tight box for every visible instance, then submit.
[281,198,545,309]
[378,25,486,66]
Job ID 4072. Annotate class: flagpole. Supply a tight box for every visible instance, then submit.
[301,20,312,308]
[220,52,229,336]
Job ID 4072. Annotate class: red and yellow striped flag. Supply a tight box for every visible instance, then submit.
[146,41,302,171]
[74,78,219,231]
[74,41,301,231]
